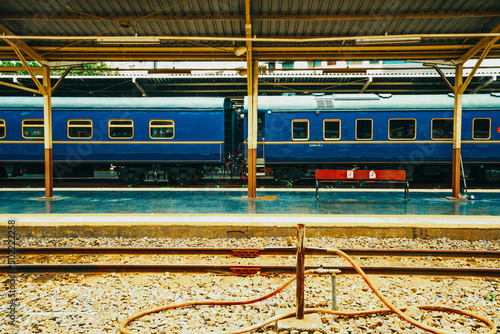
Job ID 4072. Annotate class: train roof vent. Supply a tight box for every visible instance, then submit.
[316,97,334,109]
[378,94,392,98]
[490,92,500,98]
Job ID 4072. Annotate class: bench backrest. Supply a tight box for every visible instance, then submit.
[315,169,406,181]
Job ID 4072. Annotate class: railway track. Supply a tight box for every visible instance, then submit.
[2,247,500,277]
[3,246,500,258]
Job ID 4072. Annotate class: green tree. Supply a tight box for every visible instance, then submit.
[1,61,116,76]
[53,62,116,76]
[0,60,40,75]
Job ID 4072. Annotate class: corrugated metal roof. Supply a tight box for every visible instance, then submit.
[0,0,499,62]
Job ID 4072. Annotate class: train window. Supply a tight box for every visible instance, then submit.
[473,118,491,139]
[150,120,174,139]
[22,119,44,139]
[68,120,93,139]
[431,119,453,140]
[0,120,5,139]
[109,120,133,139]
[323,120,340,140]
[388,119,416,140]
[292,120,309,140]
[356,119,373,140]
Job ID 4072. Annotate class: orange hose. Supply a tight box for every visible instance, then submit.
[119,249,497,334]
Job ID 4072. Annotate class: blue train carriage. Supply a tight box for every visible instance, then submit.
[0,97,242,184]
[243,93,500,183]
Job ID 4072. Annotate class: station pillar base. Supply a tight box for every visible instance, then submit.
[445,197,468,201]
[276,313,325,333]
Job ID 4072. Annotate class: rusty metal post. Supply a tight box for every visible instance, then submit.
[296,224,305,319]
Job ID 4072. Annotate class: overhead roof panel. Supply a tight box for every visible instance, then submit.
[0,0,499,62]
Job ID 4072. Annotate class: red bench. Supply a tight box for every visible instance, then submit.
[315,169,409,200]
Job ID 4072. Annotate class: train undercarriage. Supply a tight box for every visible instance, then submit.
[1,162,499,185]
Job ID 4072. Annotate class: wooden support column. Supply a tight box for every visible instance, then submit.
[450,37,498,199]
[249,60,259,198]
[42,65,54,198]
[245,0,257,198]
[451,64,463,199]
[246,48,257,197]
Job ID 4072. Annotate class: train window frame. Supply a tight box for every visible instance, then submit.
[67,119,93,139]
[22,119,44,139]
[472,118,491,140]
[108,119,134,139]
[291,119,309,141]
[388,118,417,140]
[355,119,373,140]
[323,119,341,140]
[149,120,175,139]
[0,119,5,139]
[431,118,454,140]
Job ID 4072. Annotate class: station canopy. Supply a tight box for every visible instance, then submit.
[0,0,500,97]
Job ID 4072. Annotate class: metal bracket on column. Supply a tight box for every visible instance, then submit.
[2,38,46,95]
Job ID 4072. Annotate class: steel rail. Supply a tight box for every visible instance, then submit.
[2,247,500,259]
[1,264,499,277]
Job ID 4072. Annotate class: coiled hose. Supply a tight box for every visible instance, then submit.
[119,248,497,334]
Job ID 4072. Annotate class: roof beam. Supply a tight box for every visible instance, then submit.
[51,66,73,95]
[359,77,372,93]
[459,37,499,94]
[2,38,46,94]
[0,79,41,94]
[3,33,500,43]
[431,65,455,93]
[471,76,496,94]
[0,23,46,64]
[3,51,496,61]
[1,10,498,22]
[0,44,490,53]
[457,24,500,64]
[0,66,43,74]
[132,78,148,97]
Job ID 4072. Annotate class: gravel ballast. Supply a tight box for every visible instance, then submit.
[1,236,499,334]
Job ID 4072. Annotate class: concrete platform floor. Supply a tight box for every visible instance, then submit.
[0,188,499,240]
[0,188,499,215]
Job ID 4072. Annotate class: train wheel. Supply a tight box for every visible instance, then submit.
[483,166,500,183]
[169,167,200,185]
[117,168,146,184]
[273,167,301,185]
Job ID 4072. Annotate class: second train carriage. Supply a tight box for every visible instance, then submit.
[1,93,499,185]
[0,97,243,184]
[243,93,500,183]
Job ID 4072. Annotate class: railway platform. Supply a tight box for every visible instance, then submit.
[1,188,499,241]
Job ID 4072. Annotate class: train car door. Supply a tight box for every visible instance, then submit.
[257,112,265,167]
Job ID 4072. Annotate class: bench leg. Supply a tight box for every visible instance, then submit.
[404,182,410,200]
[316,180,319,200]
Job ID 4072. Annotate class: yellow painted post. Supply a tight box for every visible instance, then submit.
[42,65,53,198]
[246,48,255,198]
[452,64,463,199]
[250,60,259,198]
